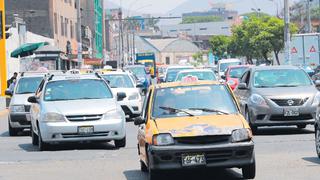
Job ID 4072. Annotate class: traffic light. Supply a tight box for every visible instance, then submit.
[5,25,11,39]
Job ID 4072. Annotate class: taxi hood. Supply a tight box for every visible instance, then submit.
[154,114,244,137]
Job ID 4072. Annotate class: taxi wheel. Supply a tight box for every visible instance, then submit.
[115,137,126,148]
[315,128,320,158]
[8,119,19,136]
[245,109,258,134]
[31,126,39,146]
[38,128,50,151]
[140,160,148,172]
[148,162,160,180]
[242,156,256,179]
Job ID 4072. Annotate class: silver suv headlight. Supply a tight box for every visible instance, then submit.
[43,112,66,123]
[152,134,175,146]
[249,94,267,106]
[10,105,25,113]
[231,128,252,143]
[103,109,123,120]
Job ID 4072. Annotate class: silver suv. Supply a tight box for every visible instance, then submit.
[6,73,44,136]
[28,73,126,151]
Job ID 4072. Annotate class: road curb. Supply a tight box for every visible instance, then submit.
[0,109,8,118]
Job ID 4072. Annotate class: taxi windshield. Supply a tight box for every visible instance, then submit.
[102,74,134,88]
[176,71,216,81]
[152,84,238,118]
[229,67,248,78]
[44,79,113,101]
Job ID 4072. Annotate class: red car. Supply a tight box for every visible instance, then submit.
[224,65,251,90]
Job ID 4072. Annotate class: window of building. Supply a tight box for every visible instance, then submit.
[54,13,58,34]
[165,57,170,65]
[61,16,64,36]
[70,20,74,39]
[199,28,207,31]
[65,18,68,37]
[169,29,177,32]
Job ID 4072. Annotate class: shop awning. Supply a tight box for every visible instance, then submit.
[11,42,49,58]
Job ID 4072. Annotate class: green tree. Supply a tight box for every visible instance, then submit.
[209,35,231,60]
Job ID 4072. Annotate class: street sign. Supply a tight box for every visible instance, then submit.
[310,46,316,53]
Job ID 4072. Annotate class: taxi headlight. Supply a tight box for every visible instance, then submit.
[10,105,25,113]
[103,109,123,120]
[250,94,267,106]
[152,134,174,146]
[128,93,140,100]
[231,128,252,143]
[43,112,66,123]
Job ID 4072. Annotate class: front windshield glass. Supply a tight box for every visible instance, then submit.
[44,79,113,101]
[102,74,134,88]
[15,77,42,94]
[229,67,248,78]
[220,62,241,72]
[253,69,312,88]
[176,71,216,81]
[152,85,238,118]
[127,67,146,77]
[166,68,193,82]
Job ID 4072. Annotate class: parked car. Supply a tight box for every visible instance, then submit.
[28,73,126,151]
[224,65,251,90]
[124,65,151,94]
[217,59,242,78]
[134,80,255,179]
[175,69,217,82]
[5,72,45,136]
[101,71,143,119]
[164,66,194,82]
[234,66,319,133]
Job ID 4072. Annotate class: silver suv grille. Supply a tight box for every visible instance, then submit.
[271,98,308,106]
[66,114,103,121]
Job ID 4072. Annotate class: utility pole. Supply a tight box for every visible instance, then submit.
[118,10,122,68]
[306,0,312,33]
[284,0,291,65]
[77,0,82,67]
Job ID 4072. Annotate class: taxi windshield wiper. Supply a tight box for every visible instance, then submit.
[159,106,195,117]
[188,108,229,115]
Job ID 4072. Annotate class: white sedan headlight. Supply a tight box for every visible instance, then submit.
[10,105,25,113]
[231,128,252,143]
[43,112,66,123]
[152,134,174,146]
[103,109,123,120]
[128,92,140,100]
[250,94,267,106]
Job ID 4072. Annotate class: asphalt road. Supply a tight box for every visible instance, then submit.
[0,113,319,180]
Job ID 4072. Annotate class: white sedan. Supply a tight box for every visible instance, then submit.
[102,72,143,119]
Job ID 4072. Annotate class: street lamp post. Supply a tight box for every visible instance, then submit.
[284,0,291,65]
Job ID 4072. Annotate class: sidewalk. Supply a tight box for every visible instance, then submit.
[0,97,8,117]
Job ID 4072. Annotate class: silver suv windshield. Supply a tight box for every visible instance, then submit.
[253,69,313,88]
[15,77,43,94]
[44,79,113,101]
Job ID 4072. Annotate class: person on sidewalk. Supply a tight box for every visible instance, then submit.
[7,72,18,88]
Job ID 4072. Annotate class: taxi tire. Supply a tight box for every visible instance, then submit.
[242,156,256,179]
[31,127,39,146]
[38,128,50,151]
[140,160,148,172]
[115,137,126,148]
[8,119,19,136]
[315,128,320,158]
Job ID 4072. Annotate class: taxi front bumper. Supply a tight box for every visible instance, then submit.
[147,141,254,170]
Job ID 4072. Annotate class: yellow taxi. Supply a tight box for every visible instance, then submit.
[134,78,255,179]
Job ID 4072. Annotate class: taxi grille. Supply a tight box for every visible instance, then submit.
[270,114,313,121]
[24,105,31,112]
[66,114,103,121]
[175,135,230,145]
[271,98,308,106]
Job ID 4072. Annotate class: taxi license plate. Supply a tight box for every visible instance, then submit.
[182,154,206,167]
[78,126,94,135]
[284,108,299,117]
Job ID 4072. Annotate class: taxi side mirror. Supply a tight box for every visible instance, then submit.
[134,116,145,126]
[117,92,127,101]
[136,83,144,88]
[221,75,226,80]
[28,96,38,104]
[315,80,320,87]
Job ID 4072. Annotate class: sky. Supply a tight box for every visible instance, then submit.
[107,0,186,14]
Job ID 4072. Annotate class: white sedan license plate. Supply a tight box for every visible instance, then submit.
[182,154,206,167]
[284,108,299,117]
[78,126,94,135]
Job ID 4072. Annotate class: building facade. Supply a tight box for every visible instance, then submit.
[5,0,78,55]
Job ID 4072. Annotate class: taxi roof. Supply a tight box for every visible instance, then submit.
[48,74,101,81]
[155,80,222,89]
